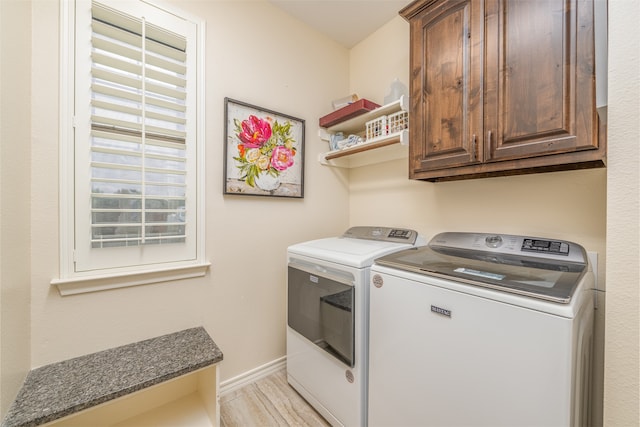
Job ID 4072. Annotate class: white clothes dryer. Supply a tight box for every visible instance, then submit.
[287,226,425,427]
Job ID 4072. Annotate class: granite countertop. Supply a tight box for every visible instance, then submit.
[1,327,223,427]
[320,289,352,312]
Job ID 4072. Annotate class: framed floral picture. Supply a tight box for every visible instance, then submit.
[224,98,305,198]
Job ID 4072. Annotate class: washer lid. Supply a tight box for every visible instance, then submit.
[288,227,422,268]
[375,232,589,303]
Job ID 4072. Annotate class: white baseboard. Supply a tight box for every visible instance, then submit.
[219,356,287,396]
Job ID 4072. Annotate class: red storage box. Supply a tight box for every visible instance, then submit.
[319,99,381,128]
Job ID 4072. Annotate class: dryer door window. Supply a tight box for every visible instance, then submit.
[288,265,355,367]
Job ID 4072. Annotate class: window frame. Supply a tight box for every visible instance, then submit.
[54,0,208,295]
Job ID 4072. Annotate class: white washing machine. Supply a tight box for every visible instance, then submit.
[369,232,595,427]
[287,226,425,427]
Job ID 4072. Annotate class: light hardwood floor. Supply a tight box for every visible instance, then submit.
[220,368,330,427]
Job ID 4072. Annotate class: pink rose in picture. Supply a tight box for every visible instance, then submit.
[238,115,272,148]
[271,146,295,171]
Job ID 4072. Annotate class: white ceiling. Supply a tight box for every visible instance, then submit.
[267,0,412,48]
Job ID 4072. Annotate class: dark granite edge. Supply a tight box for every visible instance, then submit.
[1,327,223,427]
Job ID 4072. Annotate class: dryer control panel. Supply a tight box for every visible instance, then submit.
[343,226,421,245]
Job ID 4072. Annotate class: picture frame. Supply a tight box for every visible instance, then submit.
[224,98,305,198]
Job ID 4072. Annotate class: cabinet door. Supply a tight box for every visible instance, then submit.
[407,0,483,175]
[484,0,598,161]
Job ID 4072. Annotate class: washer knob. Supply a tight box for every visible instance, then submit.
[485,235,503,248]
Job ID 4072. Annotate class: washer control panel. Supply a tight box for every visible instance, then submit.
[485,235,503,248]
[430,232,586,263]
[521,238,570,255]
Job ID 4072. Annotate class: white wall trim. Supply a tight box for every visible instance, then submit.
[219,356,286,396]
[51,262,211,296]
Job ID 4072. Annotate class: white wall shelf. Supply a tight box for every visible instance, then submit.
[318,95,409,168]
[318,130,408,168]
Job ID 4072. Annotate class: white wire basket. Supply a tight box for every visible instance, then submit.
[366,116,388,141]
[387,110,409,134]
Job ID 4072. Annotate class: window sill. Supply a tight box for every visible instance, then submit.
[51,262,211,296]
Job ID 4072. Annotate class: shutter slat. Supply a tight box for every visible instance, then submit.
[147,95,186,113]
[145,67,186,88]
[92,99,142,118]
[91,129,185,149]
[145,166,186,175]
[92,51,142,76]
[93,82,185,112]
[91,115,142,132]
[146,39,186,63]
[91,145,185,164]
[91,161,142,172]
[91,189,142,197]
[146,21,186,51]
[92,19,142,48]
[144,124,186,139]
[92,209,142,213]
[92,36,141,63]
[92,3,142,38]
[145,80,186,100]
[146,53,186,75]
[145,109,186,126]
[91,146,142,157]
[91,226,142,229]
[92,68,141,91]
[91,161,186,176]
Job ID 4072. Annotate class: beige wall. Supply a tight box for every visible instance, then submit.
[604,0,640,425]
[0,0,32,416]
[27,0,350,384]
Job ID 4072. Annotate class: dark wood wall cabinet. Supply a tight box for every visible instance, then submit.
[400,0,605,182]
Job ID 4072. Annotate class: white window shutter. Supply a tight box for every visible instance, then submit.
[70,0,202,275]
